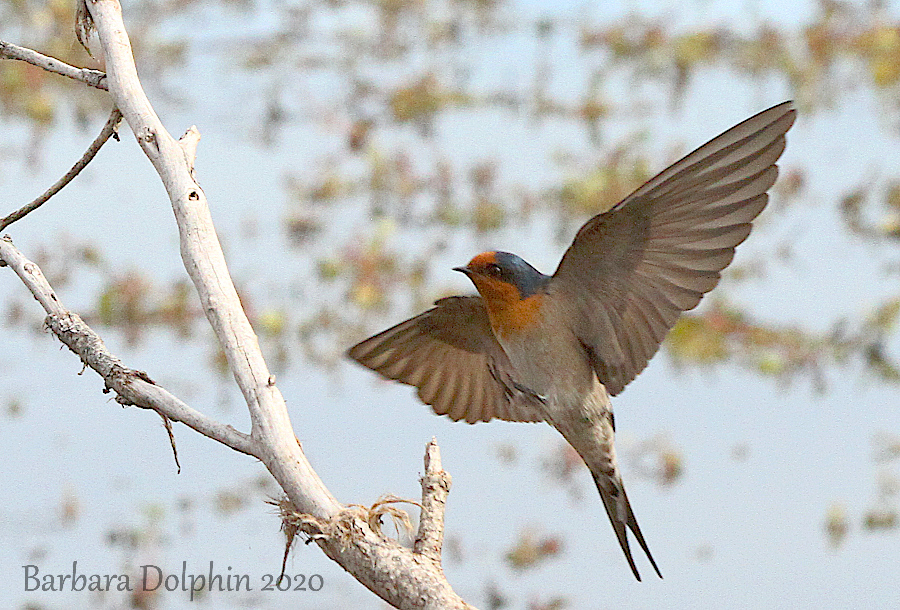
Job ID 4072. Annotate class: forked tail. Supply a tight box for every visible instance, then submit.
[592,471,662,581]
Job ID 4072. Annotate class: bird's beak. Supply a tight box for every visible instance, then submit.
[453,266,472,276]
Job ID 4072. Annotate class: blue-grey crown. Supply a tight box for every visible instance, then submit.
[494,251,550,298]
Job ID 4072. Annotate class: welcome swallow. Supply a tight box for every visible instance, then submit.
[348,101,796,580]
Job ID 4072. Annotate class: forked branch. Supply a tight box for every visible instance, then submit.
[1,1,477,607]
[0,237,255,456]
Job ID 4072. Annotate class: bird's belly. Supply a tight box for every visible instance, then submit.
[498,330,594,407]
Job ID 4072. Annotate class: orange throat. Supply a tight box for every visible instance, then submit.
[473,276,546,339]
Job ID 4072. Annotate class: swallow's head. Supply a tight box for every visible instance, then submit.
[454,251,550,308]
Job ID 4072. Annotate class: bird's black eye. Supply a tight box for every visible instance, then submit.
[486,263,503,277]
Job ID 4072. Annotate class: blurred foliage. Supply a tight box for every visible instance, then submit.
[5,396,23,417]
[627,434,684,486]
[389,74,452,129]
[504,529,563,570]
[528,599,568,610]
[95,274,198,345]
[825,503,850,547]
[840,179,900,240]
[668,298,900,390]
[864,434,900,533]
[825,432,900,548]
[580,0,900,108]
[558,143,651,217]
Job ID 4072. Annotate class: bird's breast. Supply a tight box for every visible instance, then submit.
[487,292,547,340]
[491,297,595,403]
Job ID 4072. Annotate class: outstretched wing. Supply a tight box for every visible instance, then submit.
[347,296,544,423]
[550,101,796,395]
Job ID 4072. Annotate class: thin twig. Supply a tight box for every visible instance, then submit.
[0,107,122,232]
[0,40,107,90]
[158,411,182,474]
[0,236,258,457]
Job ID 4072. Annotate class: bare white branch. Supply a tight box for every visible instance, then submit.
[414,438,452,563]
[70,1,477,606]
[0,39,107,90]
[82,0,340,517]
